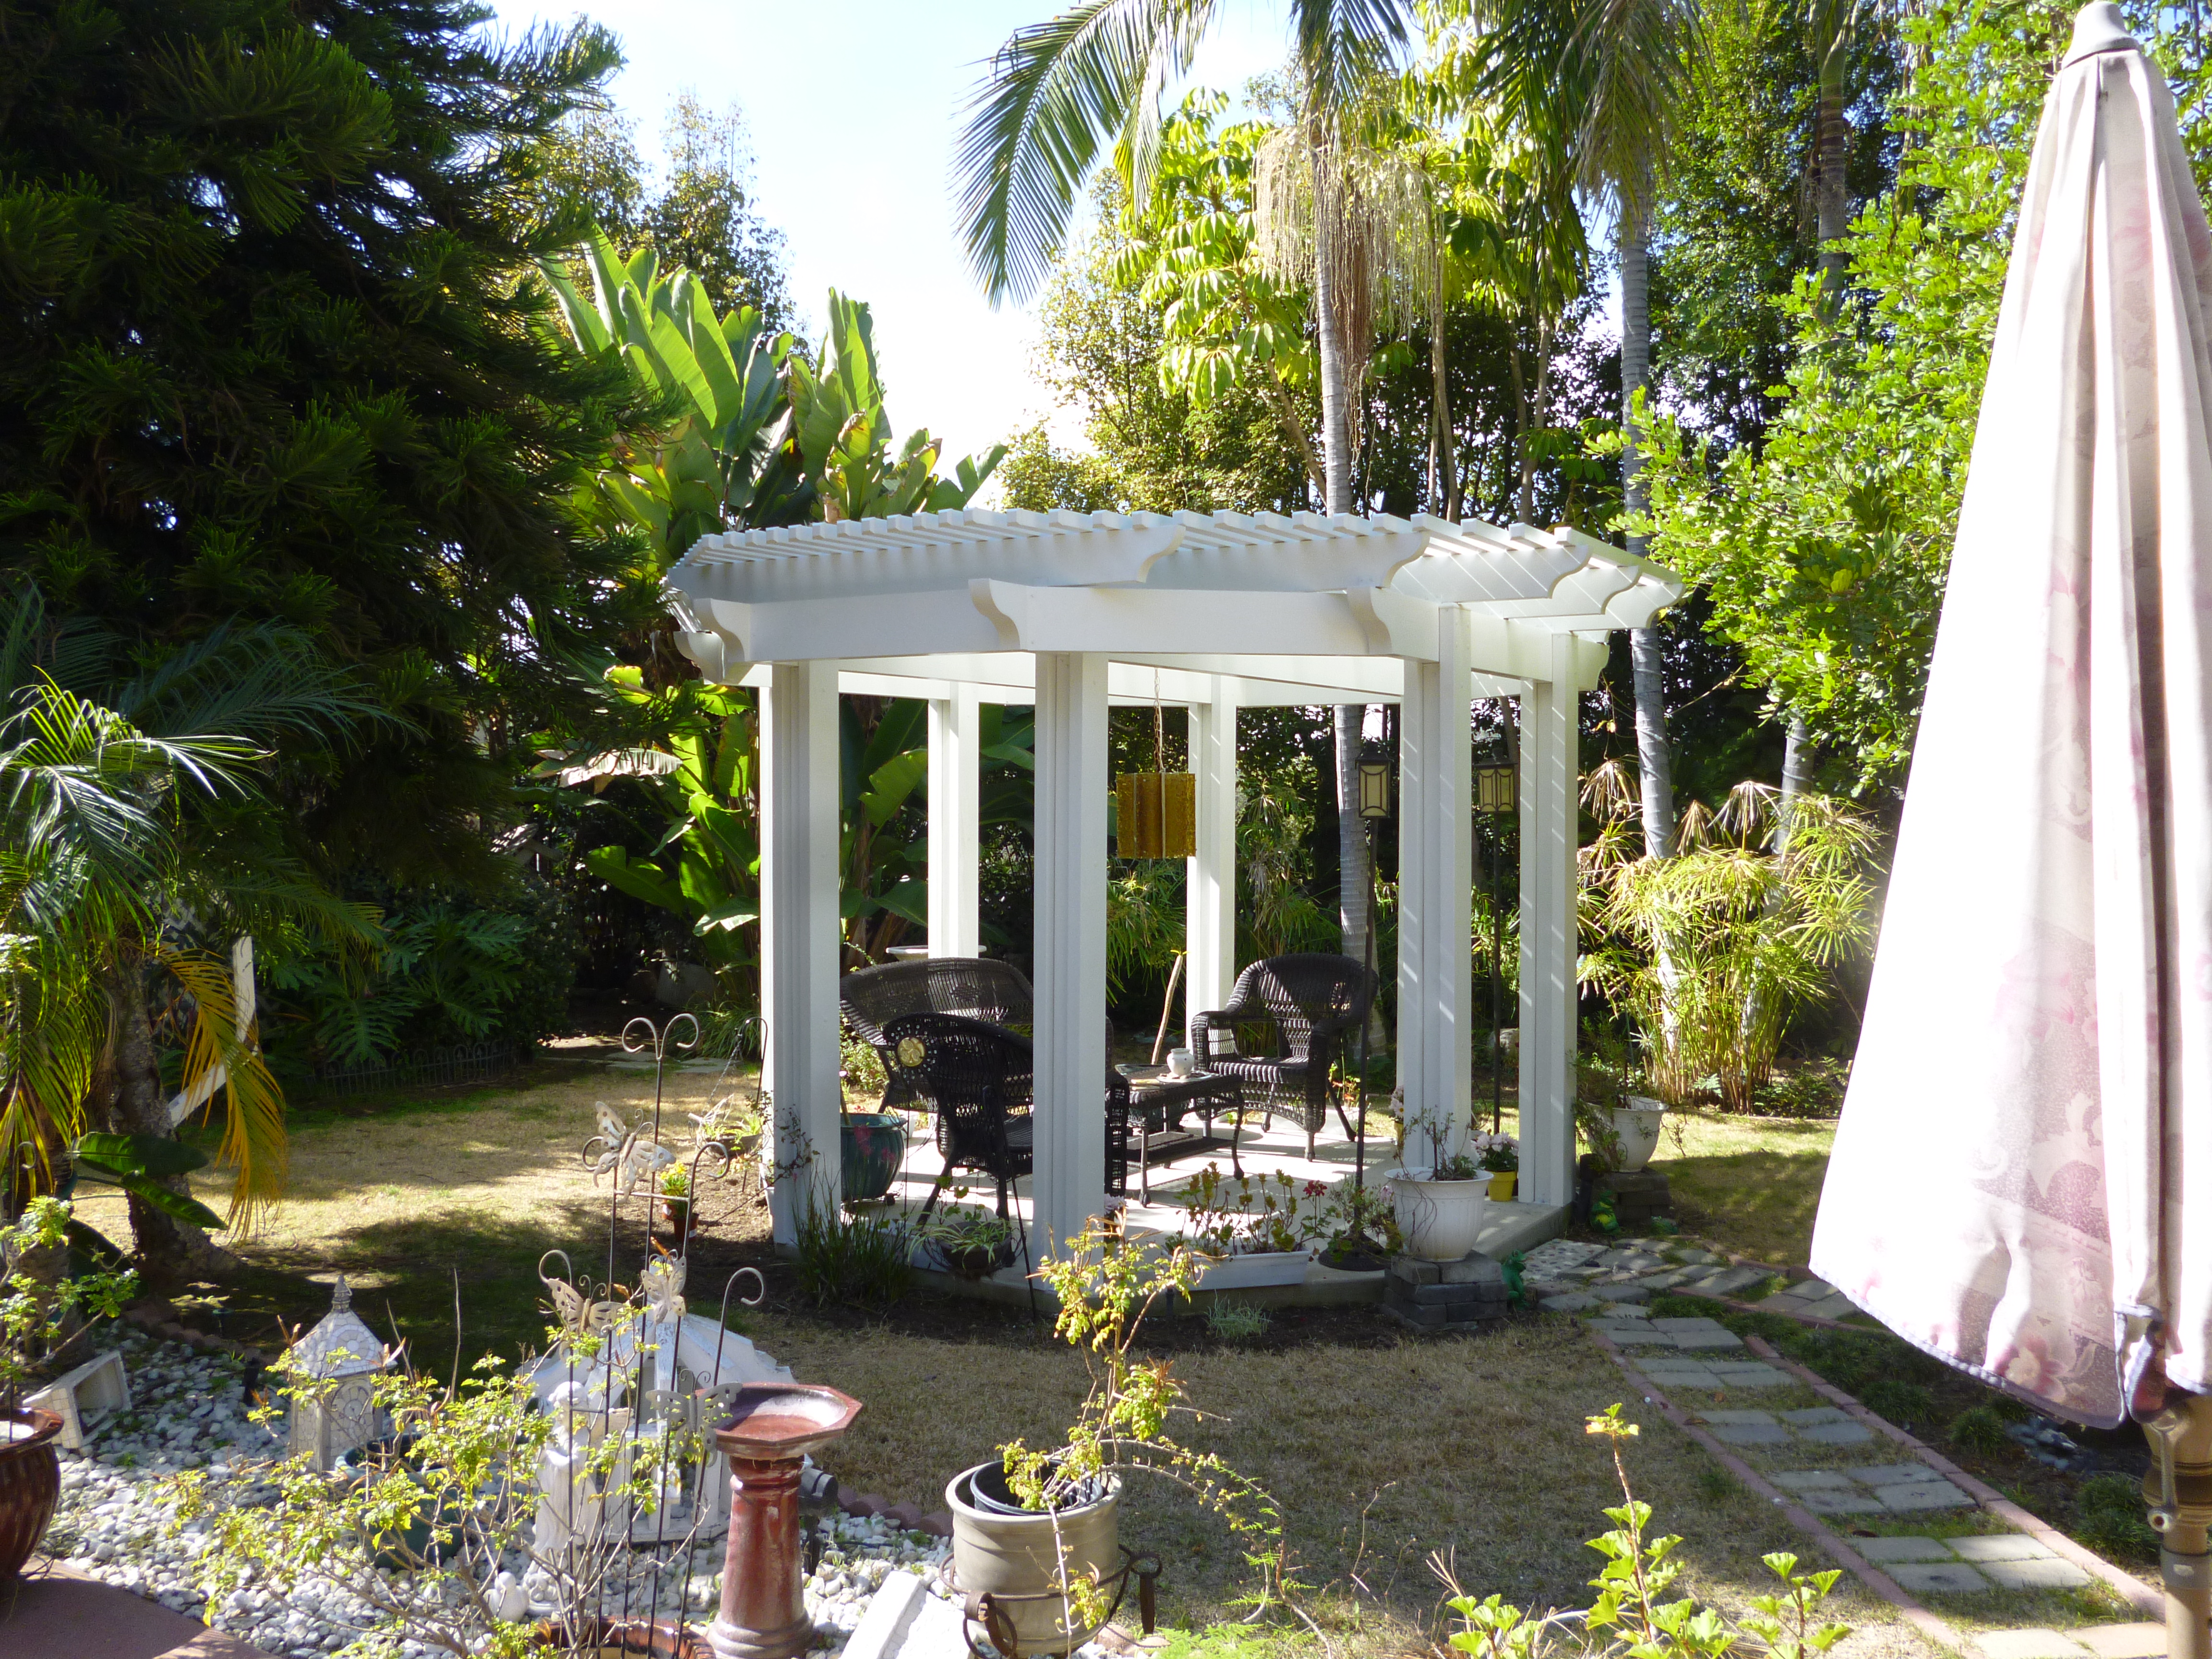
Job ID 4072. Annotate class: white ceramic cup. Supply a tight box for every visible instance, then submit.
[1166,1047,1195,1077]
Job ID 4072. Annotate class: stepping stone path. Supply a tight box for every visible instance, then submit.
[1522,1233,1865,1323]
[1534,1234,2172,1659]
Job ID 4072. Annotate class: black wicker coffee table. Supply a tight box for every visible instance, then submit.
[1108,1067,1245,1200]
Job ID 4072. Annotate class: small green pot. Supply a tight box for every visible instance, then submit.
[840,1112,908,1202]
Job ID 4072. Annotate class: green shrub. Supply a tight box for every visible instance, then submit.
[2075,1474,2158,1565]
[793,1204,913,1309]
[1859,1378,1935,1428]
[1947,1404,2010,1455]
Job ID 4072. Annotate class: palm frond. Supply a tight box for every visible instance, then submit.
[156,943,287,1229]
[955,0,1215,304]
[107,621,400,752]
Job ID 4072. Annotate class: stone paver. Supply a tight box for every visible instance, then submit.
[1858,1463,1945,1485]
[1890,1562,1991,1594]
[1705,1361,1791,1388]
[1598,1322,1674,1345]
[1799,1420,1875,1445]
[1701,1409,1778,1425]
[1802,1292,1860,1320]
[1981,1558,2092,1590]
[1772,1470,1854,1491]
[1540,1293,1599,1312]
[1780,1407,1851,1426]
[1795,1489,1879,1514]
[1783,1279,1832,1299]
[1593,1283,1654,1302]
[1855,1536,1957,1562]
[1978,1632,2092,1659]
[1673,1327,1746,1351]
[1948,1536,2054,1563]
[2071,1624,2168,1659]
[1684,1265,1769,1296]
[1877,1482,1972,1512]
[1607,1302,1654,1318]
[1712,1423,1790,1446]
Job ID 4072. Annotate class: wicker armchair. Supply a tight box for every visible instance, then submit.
[1190,953,1380,1156]
[878,1012,1137,1214]
[841,957,1034,1109]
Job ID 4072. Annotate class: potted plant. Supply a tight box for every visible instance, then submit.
[919,1201,1018,1279]
[2,1197,135,1582]
[1316,1180,1401,1272]
[1381,1094,1492,1261]
[1472,1132,1519,1201]
[949,1217,1277,1656]
[1578,1024,1663,1174]
[838,1110,907,1203]
[1172,1165,1317,1290]
[658,1165,692,1243]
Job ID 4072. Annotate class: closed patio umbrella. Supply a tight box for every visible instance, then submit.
[1809,4,2210,1650]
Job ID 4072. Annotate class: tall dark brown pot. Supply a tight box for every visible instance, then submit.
[0,1407,62,1582]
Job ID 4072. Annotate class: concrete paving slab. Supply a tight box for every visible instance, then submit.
[1977,1632,2091,1659]
[1981,1558,2092,1590]
[1686,1266,1770,1296]
[1712,1424,1791,1446]
[1772,1470,1856,1491]
[1889,1563,1991,1594]
[1948,1536,2055,1563]
[2070,1624,2169,1659]
[1803,1293,1861,1321]
[1757,1296,1815,1316]
[1798,1422,1875,1445]
[1675,1329,1746,1350]
[1540,1293,1599,1312]
[1780,1407,1852,1426]
[1606,1302,1654,1318]
[1876,1483,1973,1512]
[1795,1489,1880,1514]
[0,1564,262,1659]
[1704,1362,1791,1389]
[1699,1409,1778,1424]
[1854,1464,1947,1485]
[1855,1536,1957,1562]
[1638,1368,1720,1389]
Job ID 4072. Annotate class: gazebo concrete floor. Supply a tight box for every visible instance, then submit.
[864,1107,1568,1310]
[3,1561,261,1658]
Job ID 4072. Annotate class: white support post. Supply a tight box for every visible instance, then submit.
[927,686,981,959]
[1185,677,1238,1047]
[1394,612,1473,1169]
[761,661,843,1245]
[1031,651,1109,1256]
[1518,637,1579,1207]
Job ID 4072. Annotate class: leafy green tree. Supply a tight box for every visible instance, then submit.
[1621,0,2097,792]
[0,0,663,884]
[529,93,794,330]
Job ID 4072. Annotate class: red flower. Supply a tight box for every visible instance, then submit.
[1303,1180,1327,1199]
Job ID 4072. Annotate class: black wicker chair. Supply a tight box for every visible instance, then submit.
[1190,953,1381,1156]
[841,958,1034,1109]
[878,1011,1138,1214]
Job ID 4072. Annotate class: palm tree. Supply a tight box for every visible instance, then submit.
[1,588,380,1278]
[1463,0,1699,860]
[955,0,1420,972]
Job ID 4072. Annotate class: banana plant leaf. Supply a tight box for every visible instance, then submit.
[72,1135,227,1231]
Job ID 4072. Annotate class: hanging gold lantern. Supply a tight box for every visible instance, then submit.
[1115,671,1197,858]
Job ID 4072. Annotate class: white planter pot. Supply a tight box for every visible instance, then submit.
[1192,1245,1314,1290]
[1384,1170,1491,1261]
[1611,1098,1667,1173]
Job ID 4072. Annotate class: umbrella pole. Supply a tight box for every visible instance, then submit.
[2144,1392,2212,1659]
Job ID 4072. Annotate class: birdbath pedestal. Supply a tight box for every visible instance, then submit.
[707,1382,864,1659]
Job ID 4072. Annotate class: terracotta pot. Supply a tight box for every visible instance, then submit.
[660,1196,692,1242]
[0,1407,62,1582]
[948,1463,1121,1657]
[531,1615,708,1657]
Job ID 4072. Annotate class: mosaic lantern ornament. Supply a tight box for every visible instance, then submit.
[282,1276,390,1470]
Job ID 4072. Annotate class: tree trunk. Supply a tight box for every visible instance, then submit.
[1430,280,1458,520]
[1815,46,1851,304]
[1517,313,1554,523]
[1619,196,1675,860]
[1776,711,1813,854]
[96,955,233,1285]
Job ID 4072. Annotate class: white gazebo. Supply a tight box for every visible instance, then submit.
[668,507,1683,1255]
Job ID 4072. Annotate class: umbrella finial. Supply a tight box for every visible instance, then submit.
[2065,2,2137,64]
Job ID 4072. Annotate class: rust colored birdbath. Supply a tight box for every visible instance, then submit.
[707,1382,864,1659]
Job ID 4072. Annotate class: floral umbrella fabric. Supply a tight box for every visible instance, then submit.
[1810,2,2212,1427]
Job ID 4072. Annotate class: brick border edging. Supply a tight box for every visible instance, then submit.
[1587,1326,1984,1659]
[1742,1335,2163,1620]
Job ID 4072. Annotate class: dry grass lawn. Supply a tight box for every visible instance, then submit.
[1648,1111,1837,1269]
[181,1063,1936,1659]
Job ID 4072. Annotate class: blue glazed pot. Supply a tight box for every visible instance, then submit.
[840,1112,907,1202]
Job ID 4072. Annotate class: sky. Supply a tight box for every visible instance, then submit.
[487,0,1303,475]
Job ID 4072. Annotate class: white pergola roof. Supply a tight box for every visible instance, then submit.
[669,507,1684,698]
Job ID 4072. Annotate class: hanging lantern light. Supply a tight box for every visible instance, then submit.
[1115,671,1196,858]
